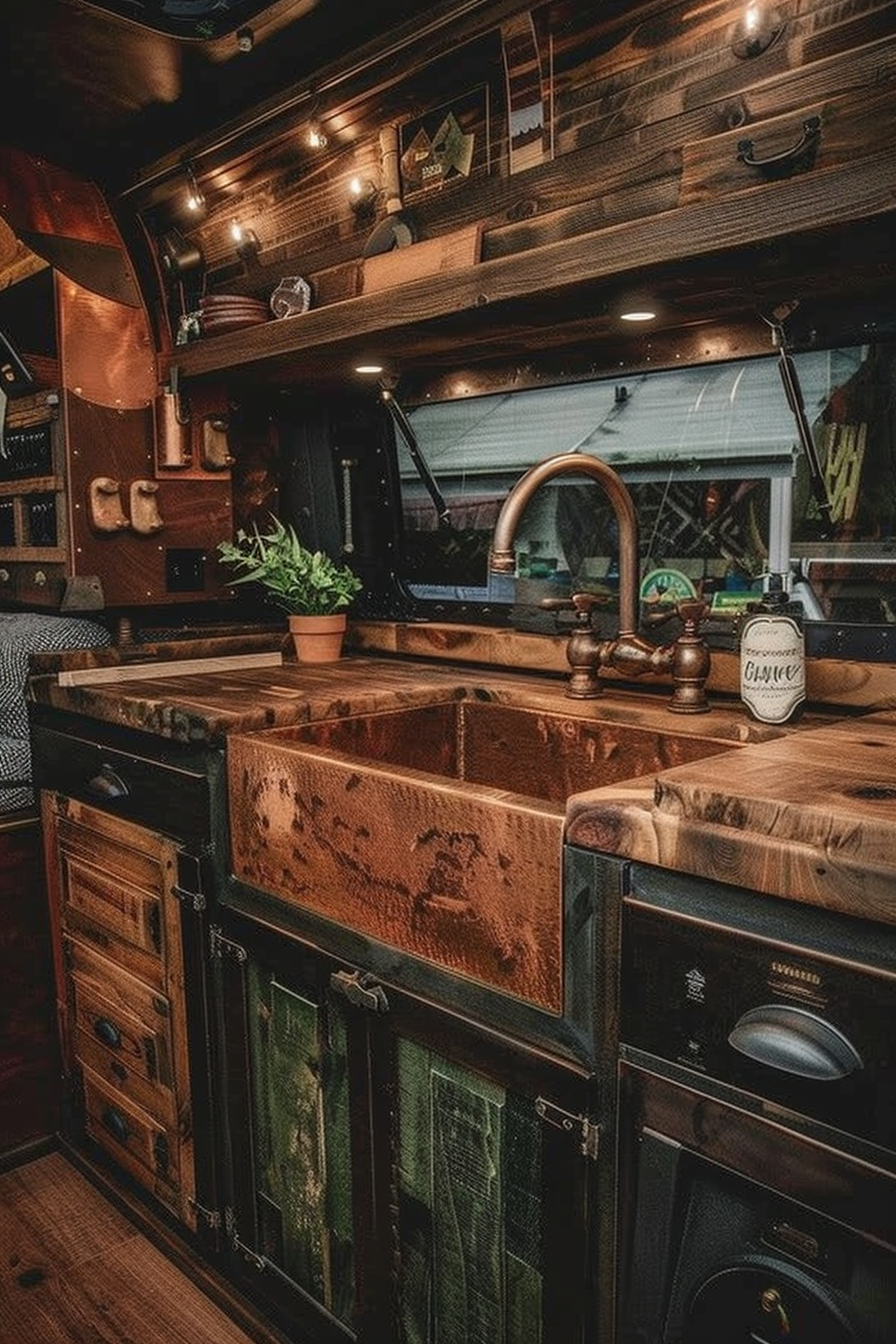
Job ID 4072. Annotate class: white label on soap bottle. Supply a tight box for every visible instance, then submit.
[740,613,805,723]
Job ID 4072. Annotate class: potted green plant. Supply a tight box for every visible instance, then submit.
[217,516,362,662]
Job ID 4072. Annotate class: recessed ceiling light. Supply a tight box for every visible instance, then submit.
[355,362,384,375]
[620,309,657,322]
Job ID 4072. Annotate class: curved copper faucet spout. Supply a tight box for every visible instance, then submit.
[490,451,640,634]
[491,450,712,711]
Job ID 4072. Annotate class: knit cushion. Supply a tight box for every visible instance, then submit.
[0,613,111,811]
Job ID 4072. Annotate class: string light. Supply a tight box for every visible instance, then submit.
[308,118,328,150]
[184,162,205,214]
[230,221,260,260]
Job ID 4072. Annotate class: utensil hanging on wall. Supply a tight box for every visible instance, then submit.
[363,125,417,257]
[156,365,191,470]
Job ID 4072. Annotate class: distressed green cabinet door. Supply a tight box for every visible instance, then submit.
[246,963,354,1323]
[215,925,363,1344]
[388,1008,597,1344]
[396,1039,546,1343]
[217,922,596,1344]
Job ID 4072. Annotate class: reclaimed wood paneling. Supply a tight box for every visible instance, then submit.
[43,793,197,1226]
[143,0,895,395]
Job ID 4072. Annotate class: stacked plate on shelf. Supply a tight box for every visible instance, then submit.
[199,293,270,336]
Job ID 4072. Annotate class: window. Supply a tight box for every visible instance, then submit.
[392,345,896,632]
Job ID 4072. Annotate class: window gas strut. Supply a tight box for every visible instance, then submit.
[379,384,452,529]
[774,323,832,533]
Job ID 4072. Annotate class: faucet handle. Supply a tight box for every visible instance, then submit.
[541,591,606,624]
[668,598,712,714]
[541,593,608,698]
[675,597,710,631]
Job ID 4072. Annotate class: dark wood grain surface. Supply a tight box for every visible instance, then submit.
[567,710,896,920]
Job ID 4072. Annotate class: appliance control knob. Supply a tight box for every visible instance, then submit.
[760,1287,790,1333]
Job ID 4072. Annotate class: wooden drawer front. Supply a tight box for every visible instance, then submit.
[53,802,177,972]
[82,1064,180,1199]
[62,849,162,969]
[68,939,175,1124]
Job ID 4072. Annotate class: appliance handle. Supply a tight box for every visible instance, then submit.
[728,1004,862,1080]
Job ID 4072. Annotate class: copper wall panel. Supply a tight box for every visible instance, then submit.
[57,276,155,410]
[64,391,232,608]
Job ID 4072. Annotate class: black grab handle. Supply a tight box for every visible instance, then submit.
[737,115,821,178]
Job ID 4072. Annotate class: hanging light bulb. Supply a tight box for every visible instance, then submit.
[731,3,785,57]
[231,220,260,260]
[184,162,205,214]
[349,176,378,214]
[307,118,328,150]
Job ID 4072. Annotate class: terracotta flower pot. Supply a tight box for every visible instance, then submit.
[288,612,347,663]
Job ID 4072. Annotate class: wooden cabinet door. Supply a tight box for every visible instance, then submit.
[42,792,198,1228]
[215,917,598,1344]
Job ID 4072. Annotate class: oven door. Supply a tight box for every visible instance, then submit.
[616,1063,896,1344]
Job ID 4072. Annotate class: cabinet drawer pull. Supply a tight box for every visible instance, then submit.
[728,1004,862,1080]
[737,115,821,178]
[93,1016,122,1049]
[86,763,130,800]
[101,1106,131,1144]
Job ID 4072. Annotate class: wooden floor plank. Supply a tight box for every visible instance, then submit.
[0,1152,269,1344]
[0,1150,134,1274]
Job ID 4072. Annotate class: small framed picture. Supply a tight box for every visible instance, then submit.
[399,86,490,199]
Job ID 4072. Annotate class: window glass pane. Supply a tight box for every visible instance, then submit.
[393,345,894,626]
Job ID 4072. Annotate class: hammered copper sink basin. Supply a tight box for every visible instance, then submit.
[227,697,739,1012]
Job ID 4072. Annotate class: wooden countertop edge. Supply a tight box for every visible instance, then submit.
[566,790,896,924]
[25,623,896,926]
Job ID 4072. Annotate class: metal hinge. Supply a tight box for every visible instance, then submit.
[224,1208,266,1270]
[209,925,247,962]
[330,968,389,1013]
[535,1097,600,1160]
[189,1198,222,1231]
[173,852,207,912]
[173,885,207,913]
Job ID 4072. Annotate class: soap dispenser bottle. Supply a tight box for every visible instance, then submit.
[739,577,805,724]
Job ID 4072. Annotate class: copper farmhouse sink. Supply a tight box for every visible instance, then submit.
[227,697,738,1011]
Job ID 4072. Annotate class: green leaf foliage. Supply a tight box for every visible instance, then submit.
[217,516,362,616]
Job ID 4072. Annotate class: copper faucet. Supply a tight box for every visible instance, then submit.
[490,452,710,713]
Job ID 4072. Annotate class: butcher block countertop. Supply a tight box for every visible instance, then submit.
[567,709,896,923]
[27,638,896,925]
[28,651,784,745]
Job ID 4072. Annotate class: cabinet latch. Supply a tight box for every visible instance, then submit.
[173,852,206,913]
[330,969,389,1013]
[535,1097,600,1160]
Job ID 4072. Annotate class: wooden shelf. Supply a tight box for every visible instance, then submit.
[168,152,896,389]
